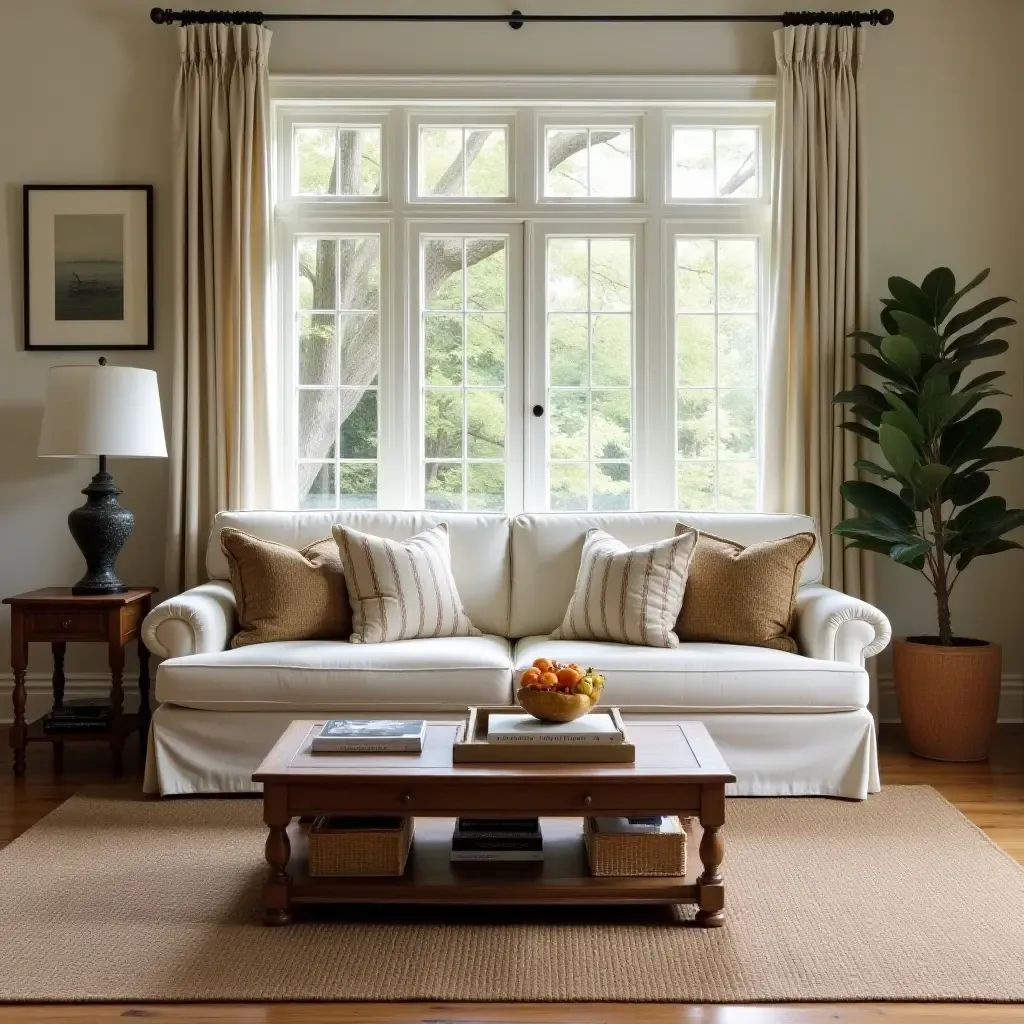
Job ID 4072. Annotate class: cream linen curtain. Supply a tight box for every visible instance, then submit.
[763,24,870,598]
[166,24,276,590]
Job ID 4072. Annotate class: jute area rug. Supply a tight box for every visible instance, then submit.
[0,785,1022,1003]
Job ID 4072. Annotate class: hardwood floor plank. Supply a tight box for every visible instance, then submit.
[0,722,1020,1024]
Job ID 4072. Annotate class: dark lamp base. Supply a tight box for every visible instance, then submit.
[67,457,134,596]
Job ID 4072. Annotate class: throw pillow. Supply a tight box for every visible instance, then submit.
[674,526,816,653]
[332,523,480,643]
[220,528,352,649]
[551,527,698,648]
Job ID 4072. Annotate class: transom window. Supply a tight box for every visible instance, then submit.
[274,82,772,514]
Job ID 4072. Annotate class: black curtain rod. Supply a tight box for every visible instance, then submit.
[150,7,895,29]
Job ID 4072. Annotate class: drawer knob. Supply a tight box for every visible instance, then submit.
[61,619,72,629]
[583,794,593,806]
[403,793,412,805]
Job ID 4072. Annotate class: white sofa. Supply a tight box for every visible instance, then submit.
[141,510,891,798]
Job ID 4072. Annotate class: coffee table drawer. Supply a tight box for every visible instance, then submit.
[26,610,107,641]
[287,780,700,816]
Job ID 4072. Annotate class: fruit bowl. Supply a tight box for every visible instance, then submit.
[516,686,601,723]
[515,660,606,723]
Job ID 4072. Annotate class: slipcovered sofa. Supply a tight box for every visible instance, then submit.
[141,510,891,798]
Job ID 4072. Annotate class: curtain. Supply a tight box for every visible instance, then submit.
[763,24,869,598]
[166,23,276,591]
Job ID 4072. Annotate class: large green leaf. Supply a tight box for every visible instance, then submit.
[878,423,920,480]
[880,307,899,335]
[939,408,1001,466]
[921,267,955,321]
[955,338,1009,362]
[949,495,1007,531]
[948,316,1016,352]
[853,404,883,427]
[848,329,885,350]
[840,480,915,527]
[840,421,879,444]
[943,295,1013,338]
[938,268,989,324]
[855,459,895,480]
[890,539,932,567]
[960,370,1006,392]
[881,407,924,445]
[964,445,1024,472]
[833,384,890,412]
[833,517,918,545]
[892,311,943,357]
[945,470,990,506]
[956,538,1024,572]
[915,462,951,499]
[880,335,921,377]
[887,277,934,322]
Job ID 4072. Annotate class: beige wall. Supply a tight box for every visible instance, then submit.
[0,0,1022,691]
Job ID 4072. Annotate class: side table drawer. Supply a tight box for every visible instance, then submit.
[26,610,107,641]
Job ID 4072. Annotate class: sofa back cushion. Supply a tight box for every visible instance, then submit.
[510,512,821,639]
[207,511,511,637]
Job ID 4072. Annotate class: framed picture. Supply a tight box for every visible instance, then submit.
[23,185,153,351]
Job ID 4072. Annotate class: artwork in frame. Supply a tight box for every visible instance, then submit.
[23,185,153,350]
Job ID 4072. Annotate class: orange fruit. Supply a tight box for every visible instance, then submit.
[533,658,555,672]
[520,668,541,686]
[556,667,581,687]
[539,671,559,689]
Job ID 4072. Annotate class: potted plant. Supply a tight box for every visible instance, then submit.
[834,268,1023,761]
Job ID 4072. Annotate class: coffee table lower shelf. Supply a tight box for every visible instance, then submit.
[281,817,700,910]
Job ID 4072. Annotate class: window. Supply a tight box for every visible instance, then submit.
[274,81,772,513]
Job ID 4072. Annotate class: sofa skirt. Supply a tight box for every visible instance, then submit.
[143,706,881,800]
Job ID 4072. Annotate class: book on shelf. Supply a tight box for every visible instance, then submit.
[314,816,405,832]
[452,836,543,851]
[310,719,426,753]
[486,713,623,744]
[42,718,113,734]
[592,816,676,834]
[456,817,540,834]
[450,849,544,862]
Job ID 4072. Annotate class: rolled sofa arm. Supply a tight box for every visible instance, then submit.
[142,580,237,659]
[794,585,892,666]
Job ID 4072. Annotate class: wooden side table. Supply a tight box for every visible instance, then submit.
[3,587,157,778]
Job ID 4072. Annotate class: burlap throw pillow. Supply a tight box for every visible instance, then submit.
[220,528,352,649]
[551,528,698,648]
[674,526,816,653]
[332,523,480,644]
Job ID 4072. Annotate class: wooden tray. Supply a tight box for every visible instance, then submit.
[453,706,635,763]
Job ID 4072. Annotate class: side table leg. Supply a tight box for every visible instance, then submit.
[10,610,28,779]
[695,785,726,928]
[263,785,292,926]
[108,642,125,778]
[51,642,66,774]
[138,637,151,726]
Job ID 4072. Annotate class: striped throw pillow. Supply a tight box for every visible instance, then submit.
[551,528,698,648]
[332,523,481,644]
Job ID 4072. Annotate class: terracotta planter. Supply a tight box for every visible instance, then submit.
[892,637,1002,761]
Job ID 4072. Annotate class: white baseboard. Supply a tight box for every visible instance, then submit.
[878,674,1023,724]
[3,672,1022,725]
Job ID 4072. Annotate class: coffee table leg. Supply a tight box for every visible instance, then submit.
[695,785,726,928]
[263,785,292,926]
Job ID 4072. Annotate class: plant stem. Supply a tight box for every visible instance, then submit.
[930,496,953,645]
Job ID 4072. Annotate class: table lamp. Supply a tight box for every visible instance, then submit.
[38,359,167,595]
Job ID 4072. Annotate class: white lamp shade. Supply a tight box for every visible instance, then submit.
[38,364,168,459]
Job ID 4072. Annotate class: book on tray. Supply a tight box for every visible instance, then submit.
[450,817,544,862]
[310,719,426,753]
[42,698,113,733]
[486,712,623,744]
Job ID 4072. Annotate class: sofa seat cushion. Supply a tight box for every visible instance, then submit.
[514,636,867,713]
[156,635,513,712]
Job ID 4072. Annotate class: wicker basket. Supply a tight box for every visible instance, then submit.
[584,816,689,877]
[308,816,413,876]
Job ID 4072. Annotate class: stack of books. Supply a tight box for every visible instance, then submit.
[311,719,426,754]
[486,712,624,745]
[450,818,543,862]
[42,698,112,735]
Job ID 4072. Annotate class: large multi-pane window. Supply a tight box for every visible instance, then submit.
[275,83,772,513]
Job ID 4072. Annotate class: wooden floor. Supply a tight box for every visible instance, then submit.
[0,723,1021,1024]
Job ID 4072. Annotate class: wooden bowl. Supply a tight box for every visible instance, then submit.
[516,686,602,723]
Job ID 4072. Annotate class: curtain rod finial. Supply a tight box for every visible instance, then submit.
[878,8,895,25]
[151,7,175,24]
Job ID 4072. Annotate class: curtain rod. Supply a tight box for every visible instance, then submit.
[150,7,895,30]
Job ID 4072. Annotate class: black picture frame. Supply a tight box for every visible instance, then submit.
[23,184,154,351]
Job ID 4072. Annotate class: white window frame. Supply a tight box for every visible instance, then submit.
[271,75,774,514]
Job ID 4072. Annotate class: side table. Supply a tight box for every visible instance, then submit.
[3,587,157,777]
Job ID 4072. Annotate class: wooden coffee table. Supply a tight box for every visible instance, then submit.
[252,719,735,928]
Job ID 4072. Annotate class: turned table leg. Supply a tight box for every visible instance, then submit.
[138,636,151,727]
[51,642,66,774]
[696,784,726,928]
[263,785,292,926]
[10,610,27,778]
[108,640,125,778]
